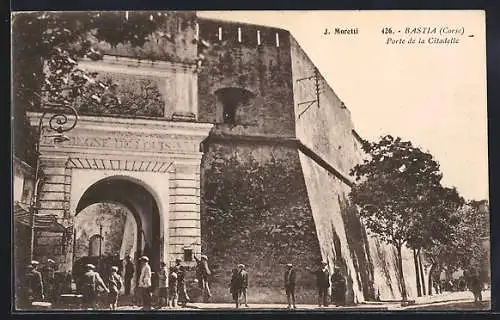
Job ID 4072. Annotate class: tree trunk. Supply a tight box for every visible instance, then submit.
[417,249,426,295]
[428,263,434,295]
[413,249,422,296]
[396,244,408,301]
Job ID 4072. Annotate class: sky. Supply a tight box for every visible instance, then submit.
[198,11,488,201]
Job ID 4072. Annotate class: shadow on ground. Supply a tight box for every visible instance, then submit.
[411,301,490,311]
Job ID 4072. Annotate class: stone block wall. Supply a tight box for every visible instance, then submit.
[200,141,323,304]
[197,18,296,138]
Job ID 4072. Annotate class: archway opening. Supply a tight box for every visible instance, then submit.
[74,177,162,293]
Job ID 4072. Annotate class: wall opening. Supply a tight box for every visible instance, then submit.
[183,248,193,262]
[215,87,255,124]
[74,177,162,291]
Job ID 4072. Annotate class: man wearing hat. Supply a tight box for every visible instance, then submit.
[123,255,134,296]
[138,256,152,310]
[238,264,249,308]
[80,264,109,310]
[284,263,296,309]
[43,259,57,302]
[24,261,44,306]
[331,265,346,306]
[311,261,330,307]
[194,254,212,301]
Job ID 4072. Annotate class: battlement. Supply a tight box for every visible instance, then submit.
[197,17,290,49]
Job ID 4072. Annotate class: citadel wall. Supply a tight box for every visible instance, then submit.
[290,35,417,301]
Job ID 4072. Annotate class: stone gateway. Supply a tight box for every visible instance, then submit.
[22,12,417,305]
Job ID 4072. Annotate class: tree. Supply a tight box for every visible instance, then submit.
[349,135,448,301]
[423,200,489,293]
[12,11,175,164]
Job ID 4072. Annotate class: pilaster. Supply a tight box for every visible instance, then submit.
[168,161,201,263]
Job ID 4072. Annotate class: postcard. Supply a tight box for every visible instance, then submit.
[11,10,489,312]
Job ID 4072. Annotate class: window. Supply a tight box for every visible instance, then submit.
[183,248,193,262]
[215,87,255,124]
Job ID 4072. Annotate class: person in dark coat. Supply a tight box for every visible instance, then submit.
[331,266,346,306]
[174,258,190,307]
[238,264,249,308]
[42,259,57,302]
[194,254,212,301]
[229,268,240,308]
[25,261,44,305]
[123,256,134,296]
[314,261,330,307]
[466,270,483,303]
[284,263,296,309]
[80,264,109,310]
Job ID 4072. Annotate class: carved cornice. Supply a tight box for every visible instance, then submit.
[67,157,174,173]
[28,112,212,138]
[27,113,214,156]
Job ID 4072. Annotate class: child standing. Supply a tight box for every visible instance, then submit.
[108,266,123,310]
[156,262,169,309]
[168,267,178,308]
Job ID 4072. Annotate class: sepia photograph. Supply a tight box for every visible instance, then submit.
[11,10,489,312]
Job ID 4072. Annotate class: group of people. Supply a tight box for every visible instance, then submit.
[430,268,487,303]
[20,259,59,308]
[22,255,351,310]
[79,263,123,310]
[307,261,347,308]
[229,264,249,308]
[228,260,347,309]
[76,254,212,310]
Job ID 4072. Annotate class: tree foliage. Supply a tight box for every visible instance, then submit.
[13,11,170,107]
[12,11,173,162]
[349,135,462,300]
[350,135,448,248]
[424,200,489,276]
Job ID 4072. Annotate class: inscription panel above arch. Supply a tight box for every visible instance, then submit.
[28,113,214,158]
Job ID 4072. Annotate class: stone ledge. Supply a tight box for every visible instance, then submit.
[39,192,66,201]
[44,176,68,184]
[42,184,66,192]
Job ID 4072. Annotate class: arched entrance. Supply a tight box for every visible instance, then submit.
[73,176,162,293]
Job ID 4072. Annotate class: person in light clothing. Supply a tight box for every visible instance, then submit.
[138,256,152,310]
[107,266,123,310]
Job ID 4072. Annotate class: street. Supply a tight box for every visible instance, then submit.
[43,290,486,312]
